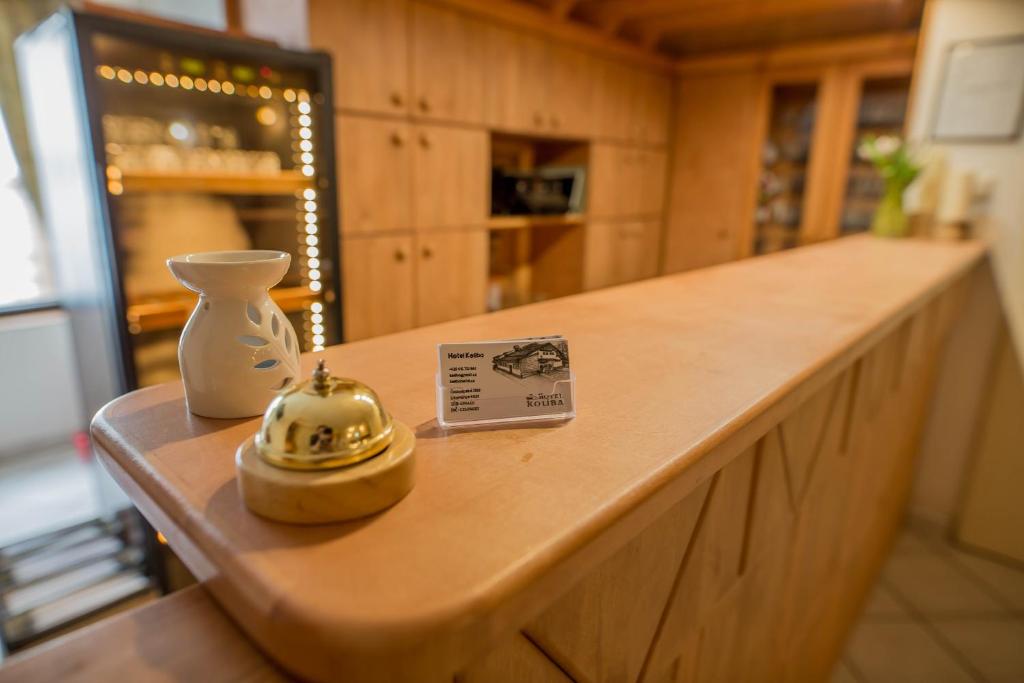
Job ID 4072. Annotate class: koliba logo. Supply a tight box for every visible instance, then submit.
[526,392,565,408]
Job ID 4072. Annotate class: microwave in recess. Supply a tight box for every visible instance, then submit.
[491,165,586,216]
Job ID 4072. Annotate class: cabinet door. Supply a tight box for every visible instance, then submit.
[411,3,485,124]
[594,58,631,140]
[415,230,488,325]
[413,124,488,230]
[640,71,672,145]
[617,220,661,282]
[342,235,415,341]
[584,221,660,290]
[638,148,668,216]
[583,221,617,291]
[548,42,594,137]
[663,71,766,273]
[337,115,413,234]
[483,24,549,133]
[309,0,408,115]
[588,143,625,218]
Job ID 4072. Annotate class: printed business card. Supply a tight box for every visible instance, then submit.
[437,336,575,426]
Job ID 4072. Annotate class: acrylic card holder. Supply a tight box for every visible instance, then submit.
[435,336,576,429]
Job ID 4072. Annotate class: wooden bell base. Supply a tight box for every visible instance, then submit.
[236,420,415,524]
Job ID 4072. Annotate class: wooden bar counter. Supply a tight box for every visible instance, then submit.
[2,235,986,682]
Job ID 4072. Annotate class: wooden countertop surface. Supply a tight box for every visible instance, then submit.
[89,235,985,680]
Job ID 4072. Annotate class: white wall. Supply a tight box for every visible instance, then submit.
[908,0,1024,531]
[906,0,1024,355]
[0,310,85,457]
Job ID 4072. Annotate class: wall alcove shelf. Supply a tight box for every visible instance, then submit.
[486,213,585,231]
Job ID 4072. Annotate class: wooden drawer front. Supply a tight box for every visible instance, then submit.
[337,115,413,234]
[310,0,409,116]
[413,125,488,230]
[415,230,488,326]
[342,235,415,341]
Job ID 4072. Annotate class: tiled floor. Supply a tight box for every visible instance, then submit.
[833,522,1024,683]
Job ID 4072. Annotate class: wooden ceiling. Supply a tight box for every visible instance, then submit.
[519,0,924,58]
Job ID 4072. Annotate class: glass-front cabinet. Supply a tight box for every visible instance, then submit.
[19,8,340,396]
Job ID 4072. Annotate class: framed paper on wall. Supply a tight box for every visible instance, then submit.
[932,35,1024,142]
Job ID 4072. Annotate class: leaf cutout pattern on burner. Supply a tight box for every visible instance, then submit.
[238,335,270,347]
[254,359,279,369]
[284,329,292,352]
[273,376,293,390]
[246,302,262,325]
[271,313,280,337]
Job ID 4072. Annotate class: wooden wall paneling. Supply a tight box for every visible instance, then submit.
[309,0,409,116]
[411,2,486,124]
[460,632,570,683]
[521,478,713,683]
[640,446,756,681]
[620,220,662,283]
[662,70,767,274]
[342,235,416,341]
[547,42,595,136]
[413,124,489,230]
[414,229,488,325]
[956,326,1024,563]
[337,115,413,234]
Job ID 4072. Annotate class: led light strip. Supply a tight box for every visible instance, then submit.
[96,64,323,350]
[95,65,309,103]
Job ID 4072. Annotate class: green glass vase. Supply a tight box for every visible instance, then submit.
[871,182,910,238]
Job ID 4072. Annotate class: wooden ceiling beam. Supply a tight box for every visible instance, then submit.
[548,0,580,19]
[629,0,911,47]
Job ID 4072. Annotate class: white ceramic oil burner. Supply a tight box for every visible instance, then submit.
[167,250,301,419]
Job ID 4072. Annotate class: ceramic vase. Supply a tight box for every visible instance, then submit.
[167,250,302,419]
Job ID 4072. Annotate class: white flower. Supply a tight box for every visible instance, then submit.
[874,135,900,156]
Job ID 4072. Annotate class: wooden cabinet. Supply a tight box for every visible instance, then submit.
[590,144,667,219]
[413,124,488,230]
[411,2,486,124]
[309,0,409,116]
[483,24,549,133]
[548,43,594,136]
[337,115,413,234]
[415,230,488,325]
[342,235,415,341]
[638,71,672,145]
[584,220,660,290]
[638,148,668,215]
[663,71,767,274]
[594,58,632,141]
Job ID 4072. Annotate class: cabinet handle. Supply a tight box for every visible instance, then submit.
[390,130,405,147]
[418,96,430,113]
[533,111,544,127]
[418,133,431,149]
[390,91,404,107]
[394,249,407,262]
[421,246,434,259]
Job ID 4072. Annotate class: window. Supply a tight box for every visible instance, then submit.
[0,110,53,309]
